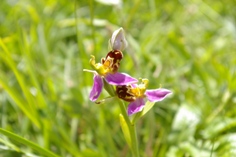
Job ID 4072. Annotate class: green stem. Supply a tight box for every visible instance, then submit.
[117,99,139,157]
[103,79,116,96]
[131,124,139,157]
[103,83,139,156]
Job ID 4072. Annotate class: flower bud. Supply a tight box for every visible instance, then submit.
[109,27,128,51]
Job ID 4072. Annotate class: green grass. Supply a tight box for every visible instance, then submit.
[0,0,236,156]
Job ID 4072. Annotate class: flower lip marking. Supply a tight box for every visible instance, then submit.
[116,79,149,102]
[90,50,123,76]
[101,50,123,74]
[116,85,136,102]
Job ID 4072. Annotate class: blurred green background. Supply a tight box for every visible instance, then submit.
[0,0,236,156]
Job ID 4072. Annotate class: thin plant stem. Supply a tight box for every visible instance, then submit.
[131,124,139,157]
[103,81,140,156]
[117,99,140,157]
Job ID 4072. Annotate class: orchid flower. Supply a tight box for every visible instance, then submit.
[85,50,138,102]
[116,79,172,116]
[84,28,137,102]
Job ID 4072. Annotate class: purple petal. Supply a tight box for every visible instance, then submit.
[145,88,172,102]
[127,98,145,116]
[89,75,103,102]
[104,72,138,85]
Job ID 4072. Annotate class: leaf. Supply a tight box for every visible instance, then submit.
[0,128,59,157]
[140,101,155,117]
[119,114,131,148]
[131,101,155,123]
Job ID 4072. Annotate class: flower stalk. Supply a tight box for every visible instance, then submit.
[104,81,140,157]
[117,98,140,157]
